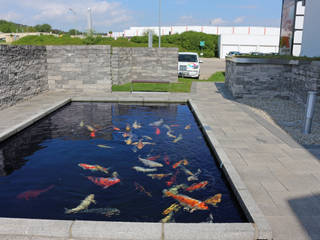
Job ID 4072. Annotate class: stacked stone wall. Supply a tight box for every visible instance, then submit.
[0,45,48,110]
[46,45,112,93]
[226,59,320,103]
[111,47,178,85]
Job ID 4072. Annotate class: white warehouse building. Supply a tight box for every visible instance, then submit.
[113,26,281,58]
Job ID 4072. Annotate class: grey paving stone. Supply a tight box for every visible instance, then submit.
[71,221,162,240]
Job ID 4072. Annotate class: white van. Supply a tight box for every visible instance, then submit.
[178,52,201,79]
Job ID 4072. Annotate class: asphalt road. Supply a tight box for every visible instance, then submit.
[199,58,226,80]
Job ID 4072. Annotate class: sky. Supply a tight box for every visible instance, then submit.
[0,0,283,32]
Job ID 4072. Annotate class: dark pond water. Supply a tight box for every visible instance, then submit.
[0,102,247,223]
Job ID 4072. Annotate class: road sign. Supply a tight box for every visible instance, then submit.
[200,41,205,47]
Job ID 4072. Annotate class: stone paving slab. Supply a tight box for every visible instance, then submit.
[1,83,320,239]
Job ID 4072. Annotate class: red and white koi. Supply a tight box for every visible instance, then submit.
[87,176,120,189]
[78,163,109,174]
[185,181,208,192]
[172,159,188,169]
[17,185,54,200]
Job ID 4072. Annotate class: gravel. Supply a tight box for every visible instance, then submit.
[236,97,320,145]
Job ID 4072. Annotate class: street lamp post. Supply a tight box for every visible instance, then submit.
[158,0,161,48]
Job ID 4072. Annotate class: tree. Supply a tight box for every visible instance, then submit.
[35,24,52,32]
[68,29,79,35]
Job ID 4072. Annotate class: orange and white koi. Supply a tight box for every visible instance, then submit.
[173,134,183,143]
[134,182,152,197]
[166,170,179,187]
[162,203,181,215]
[86,125,95,132]
[132,121,142,129]
[125,138,132,145]
[139,157,163,168]
[78,163,109,174]
[87,176,120,189]
[172,159,188,169]
[185,124,191,130]
[155,127,161,135]
[205,194,222,206]
[126,124,131,132]
[113,126,120,131]
[147,155,161,161]
[17,185,54,200]
[133,140,144,150]
[185,181,208,192]
[162,190,209,213]
[149,118,164,127]
[122,132,130,138]
[147,173,172,180]
[187,169,201,182]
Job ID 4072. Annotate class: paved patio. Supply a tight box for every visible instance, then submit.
[1,82,320,240]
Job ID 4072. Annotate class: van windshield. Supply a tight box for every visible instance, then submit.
[179,54,198,62]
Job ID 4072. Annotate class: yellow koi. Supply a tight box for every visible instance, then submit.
[65,194,96,214]
[147,173,172,180]
[162,203,181,215]
[97,144,113,149]
[185,124,191,130]
[126,124,131,132]
[173,134,183,143]
[205,194,222,206]
[86,125,95,132]
[125,138,132,145]
[160,212,175,223]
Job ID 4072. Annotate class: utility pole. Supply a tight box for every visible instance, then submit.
[88,8,93,35]
[158,0,161,48]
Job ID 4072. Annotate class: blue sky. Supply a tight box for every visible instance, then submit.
[0,0,282,32]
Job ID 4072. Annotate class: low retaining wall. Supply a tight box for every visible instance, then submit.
[225,57,320,103]
[0,45,48,110]
[111,47,178,85]
[47,45,112,93]
[0,45,178,110]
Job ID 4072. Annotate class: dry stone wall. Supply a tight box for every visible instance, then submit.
[46,45,112,93]
[112,47,178,85]
[0,45,48,110]
[226,58,320,103]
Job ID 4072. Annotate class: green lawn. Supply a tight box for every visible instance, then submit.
[112,71,225,92]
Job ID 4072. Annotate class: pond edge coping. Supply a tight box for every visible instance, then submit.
[0,96,271,240]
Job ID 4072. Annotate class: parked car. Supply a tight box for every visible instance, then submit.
[249,52,264,56]
[178,52,201,79]
[227,51,241,57]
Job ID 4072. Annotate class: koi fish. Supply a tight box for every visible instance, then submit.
[97,144,112,149]
[87,176,120,189]
[125,138,132,145]
[170,124,180,127]
[79,207,120,217]
[163,154,170,165]
[149,118,164,127]
[167,131,176,139]
[112,171,120,178]
[161,212,175,223]
[147,155,161,161]
[147,173,172,180]
[134,182,152,197]
[185,181,208,192]
[162,190,208,213]
[86,125,95,132]
[156,128,161,135]
[187,169,201,182]
[17,185,54,200]
[132,121,142,129]
[168,184,187,194]
[133,140,144,150]
[126,124,131,132]
[142,142,155,145]
[122,132,130,138]
[173,134,183,143]
[80,121,84,127]
[166,170,179,187]
[78,163,109,174]
[162,203,181,215]
[65,194,96,214]
[172,159,188,169]
[163,124,172,132]
[179,165,193,176]
[90,131,96,138]
[139,157,163,168]
[113,126,120,131]
[133,166,157,173]
[143,135,153,140]
[185,124,191,130]
[205,194,222,206]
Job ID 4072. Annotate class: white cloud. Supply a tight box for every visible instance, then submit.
[210,18,227,25]
[234,16,245,24]
[0,11,21,22]
[1,0,133,32]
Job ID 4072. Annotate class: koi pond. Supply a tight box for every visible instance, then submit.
[0,102,247,223]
